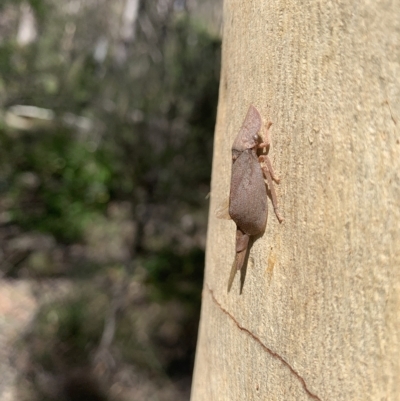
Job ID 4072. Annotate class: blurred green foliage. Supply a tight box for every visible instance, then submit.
[1,1,220,399]
[143,247,204,305]
[2,128,112,241]
[0,1,220,246]
[30,291,106,368]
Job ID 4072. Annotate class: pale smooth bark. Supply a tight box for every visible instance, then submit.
[191,1,400,400]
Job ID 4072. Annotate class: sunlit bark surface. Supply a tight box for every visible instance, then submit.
[191,1,400,400]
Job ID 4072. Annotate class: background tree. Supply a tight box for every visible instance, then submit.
[191,1,400,400]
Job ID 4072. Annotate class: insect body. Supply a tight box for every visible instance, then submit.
[228,105,283,279]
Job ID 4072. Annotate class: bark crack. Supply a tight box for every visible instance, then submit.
[206,284,322,401]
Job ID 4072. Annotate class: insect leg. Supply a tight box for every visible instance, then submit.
[260,155,280,183]
[259,156,284,223]
[258,121,273,150]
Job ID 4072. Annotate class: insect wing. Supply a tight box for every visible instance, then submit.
[232,105,262,152]
[229,150,267,235]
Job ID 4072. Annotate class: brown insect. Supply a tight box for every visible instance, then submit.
[223,105,283,290]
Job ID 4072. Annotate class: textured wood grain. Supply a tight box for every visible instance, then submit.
[191,1,400,400]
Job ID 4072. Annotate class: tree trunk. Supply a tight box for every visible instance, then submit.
[191,1,400,400]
